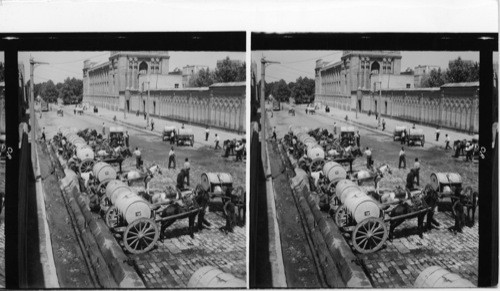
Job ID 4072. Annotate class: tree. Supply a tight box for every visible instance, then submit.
[58,77,83,104]
[271,79,291,102]
[445,57,480,83]
[421,68,445,88]
[213,57,246,83]
[189,68,214,87]
[291,77,315,104]
[41,80,59,103]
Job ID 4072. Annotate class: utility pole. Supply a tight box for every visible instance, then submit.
[147,77,151,128]
[29,57,48,172]
[260,57,280,169]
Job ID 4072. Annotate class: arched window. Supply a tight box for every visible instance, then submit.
[371,61,380,74]
[139,61,148,75]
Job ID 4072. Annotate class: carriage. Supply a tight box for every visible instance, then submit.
[306,106,316,114]
[162,125,177,142]
[339,126,357,147]
[200,172,246,224]
[102,180,204,254]
[75,106,84,115]
[393,126,407,141]
[57,108,64,117]
[429,172,478,220]
[109,126,125,148]
[406,128,425,147]
[176,128,194,147]
[331,179,435,254]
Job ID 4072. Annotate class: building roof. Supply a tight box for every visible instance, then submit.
[441,81,479,88]
[210,81,246,87]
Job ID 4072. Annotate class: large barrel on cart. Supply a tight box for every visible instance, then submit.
[176,128,194,146]
[76,145,95,173]
[200,172,234,196]
[414,266,475,288]
[430,172,462,194]
[322,161,347,184]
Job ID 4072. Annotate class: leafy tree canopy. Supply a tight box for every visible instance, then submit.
[33,77,83,105]
[421,57,479,88]
[188,57,246,87]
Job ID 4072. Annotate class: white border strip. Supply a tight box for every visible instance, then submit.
[34,146,60,288]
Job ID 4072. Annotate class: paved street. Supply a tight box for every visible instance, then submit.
[39,106,246,288]
[267,105,479,287]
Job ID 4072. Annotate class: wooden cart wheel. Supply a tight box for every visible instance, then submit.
[352,217,388,254]
[123,218,159,254]
[309,158,325,173]
[334,205,349,227]
[105,206,120,228]
[79,159,94,173]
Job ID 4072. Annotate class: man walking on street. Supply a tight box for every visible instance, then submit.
[414,158,420,186]
[272,127,277,140]
[445,134,451,150]
[399,147,406,169]
[168,147,176,169]
[435,127,440,141]
[214,134,221,150]
[401,130,406,145]
[382,119,386,131]
[170,131,175,145]
[355,131,360,147]
[133,147,142,169]
[124,131,129,147]
[41,127,46,142]
[205,126,210,141]
[150,119,154,131]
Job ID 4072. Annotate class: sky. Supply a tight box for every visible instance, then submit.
[251,50,498,83]
[16,51,245,84]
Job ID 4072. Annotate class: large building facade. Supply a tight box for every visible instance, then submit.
[314,51,485,133]
[83,51,245,133]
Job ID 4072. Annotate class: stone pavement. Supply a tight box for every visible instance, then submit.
[80,106,245,148]
[129,211,246,288]
[289,103,476,149]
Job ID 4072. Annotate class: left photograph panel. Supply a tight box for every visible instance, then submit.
[16,46,246,289]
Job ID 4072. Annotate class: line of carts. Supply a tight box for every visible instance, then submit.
[53,127,246,254]
[284,125,478,254]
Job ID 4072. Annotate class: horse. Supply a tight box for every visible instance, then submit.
[351,163,392,189]
[122,163,163,191]
[159,184,210,239]
[388,184,439,240]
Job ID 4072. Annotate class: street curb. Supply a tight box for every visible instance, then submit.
[51,145,146,288]
[33,145,60,288]
[279,144,372,288]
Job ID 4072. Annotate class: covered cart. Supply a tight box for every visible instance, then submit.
[407,128,425,147]
[109,126,125,147]
[162,125,177,142]
[176,128,194,146]
[393,126,407,141]
[340,126,357,147]
[200,172,245,222]
[430,172,477,217]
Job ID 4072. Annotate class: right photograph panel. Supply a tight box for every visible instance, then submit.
[250,37,498,288]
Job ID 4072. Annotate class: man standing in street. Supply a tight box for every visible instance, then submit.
[435,127,440,141]
[102,122,106,136]
[355,131,360,147]
[414,158,420,186]
[41,127,46,142]
[184,158,190,186]
[176,168,188,191]
[406,169,416,191]
[272,127,277,140]
[333,122,337,135]
[124,131,129,148]
[133,147,142,169]
[364,147,373,169]
[445,134,451,150]
[399,147,406,169]
[151,118,155,131]
[382,119,386,131]
[168,147,176,169]
[170,131,175,145]
[214,134,221,150]
[401,130,406,145]
[205,126,210,141]
[465,142,473,162]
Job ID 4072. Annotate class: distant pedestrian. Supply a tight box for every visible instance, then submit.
[399,147,406,169]
[143,111,146,120]
[151,119,155,131]
[333,122,337,135]
[205,126,210,141]
[168,147,176,169]
[401,130,406,145]
[170,131,175,144]
[136,110,139,117]
[41,127,46,142]
[124,131,129,147]
[214,134,221,150]
[382,119,386,131]
[414,158,420,186]
[272,127,277,140]
[435,127,440,141]
[235,141,244,161]
[102,123,106,136]
[445,134,451,150]
[412,123,416,129]
[181,123,185,129]
[345,115,349,122]
[355,131,360,147]
[133,147,142,169]
[364,147,373,169]
[184,158,190,186]
[465,142,473,162]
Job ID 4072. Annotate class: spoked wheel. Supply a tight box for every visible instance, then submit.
[123,218,159,254]
[334,205,349,227]
[309,158,325,172]
[351,217,388,254]
[105,206,120,228]
[79,159,94,173]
